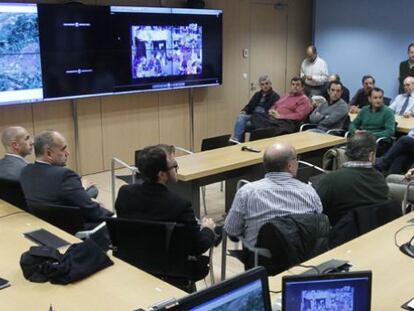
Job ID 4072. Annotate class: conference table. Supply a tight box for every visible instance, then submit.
[0,200,185,310]
[269,212,414,310]
[174,131,346,218]
[350,113,414,134]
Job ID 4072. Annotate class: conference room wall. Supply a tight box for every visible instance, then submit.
[0,0,312,175]
[314,0,413,98]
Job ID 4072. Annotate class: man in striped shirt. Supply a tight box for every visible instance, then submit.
[224,143,323,245]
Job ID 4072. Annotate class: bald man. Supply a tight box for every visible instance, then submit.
[389,76,414,117]
[224,143,322,245]
[0,126,33,181]
[300,45,329,96]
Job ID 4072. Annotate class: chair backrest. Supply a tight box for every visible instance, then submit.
[249,127,278,141]
[383,96,391,106]
[28,202,84,235]
[329,200,402,248]
[254,213,330,276]
[105,218,195,279]
[0,178,28,211]
[200,134,231,151]
[322,147,348,171]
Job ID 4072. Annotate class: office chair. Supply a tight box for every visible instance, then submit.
[106,217,214,293]
[0,178,28,211]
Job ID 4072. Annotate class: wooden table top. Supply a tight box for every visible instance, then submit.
[350,113,414,133]
[0,200,185,311]
[176,132,346,181]
[269,212,414,310]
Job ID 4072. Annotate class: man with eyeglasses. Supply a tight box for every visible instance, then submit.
[231,75,280,142]
[20,130,112,226]
[115,144,219,280]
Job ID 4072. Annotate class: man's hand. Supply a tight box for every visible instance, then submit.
[201,217,216,231]
[268,109,279,119]
[81,178,95,190]
[404,168,414,179]
[305,75,313,81]
[349,106,360,114]
[403,112,412,118]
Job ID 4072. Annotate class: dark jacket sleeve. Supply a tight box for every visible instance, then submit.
[242,91,261,114]
[60,170,112,222]
[178,201,216,256]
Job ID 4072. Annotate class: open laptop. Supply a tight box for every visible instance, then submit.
[161,266,272,311]
[282,271,372,311]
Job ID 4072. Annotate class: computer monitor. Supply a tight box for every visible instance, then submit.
[282,271,372,311]
[164,267,272,311]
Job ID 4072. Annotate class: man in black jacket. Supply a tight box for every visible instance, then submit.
[232,75,279,141]
[115,144,217,277]
[20,130,112,225]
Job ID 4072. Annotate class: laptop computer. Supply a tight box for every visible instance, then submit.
[282,271,372,311]
[161,266,272,311]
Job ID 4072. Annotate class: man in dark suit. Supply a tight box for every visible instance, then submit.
[115,144,218,278]
[20,130,112,224]
[0,126,33,181]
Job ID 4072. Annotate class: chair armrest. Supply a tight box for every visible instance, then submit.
[326,128,346,136]
[239,236,271,258]
[75,221,106,239]
[298,160,325,173]
[403,180,414,214]
[236,179,251,190]
[300,123,317,132]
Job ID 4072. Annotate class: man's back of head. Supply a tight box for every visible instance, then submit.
[263,143,298,176]
[1,126,33,158]
[34,130,69,167]
[137,144,176,184]
[345,132,377,162]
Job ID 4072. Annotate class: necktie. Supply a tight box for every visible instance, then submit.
[399,95,411,115]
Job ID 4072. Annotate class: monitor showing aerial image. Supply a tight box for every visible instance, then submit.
[0,3,43,106]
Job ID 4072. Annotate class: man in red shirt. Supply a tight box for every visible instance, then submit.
[250,76,313,135]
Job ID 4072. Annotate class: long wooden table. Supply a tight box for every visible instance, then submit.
[0,200,185,310]
[174,132,346,218]
[269,212,414,310]
[350,113,414,134]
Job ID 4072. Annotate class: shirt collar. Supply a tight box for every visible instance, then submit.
[265,171,294,179]
[343,161,373,168]
[35,160,51,165]
[5,153,27,163]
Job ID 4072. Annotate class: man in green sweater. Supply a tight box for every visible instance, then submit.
[316,132,389,225]
[349,87,395,139]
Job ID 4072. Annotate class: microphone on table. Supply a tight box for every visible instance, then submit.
[241,146,261,153]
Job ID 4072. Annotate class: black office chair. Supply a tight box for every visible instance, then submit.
[329,200,402,248]
[249,127,278,141]
[28,202,84,235]
[106,217,212,293]
[0,178,28,211]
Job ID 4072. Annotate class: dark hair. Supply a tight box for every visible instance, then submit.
[368,87,384,97]
[34,130,58,157]
[137,144,175,183]
[362,75,375,85]
[332,74,341,81]
[345,132,377,161]
[291,76,304,86]
[263,147,296,173]
[408,43,414,52]
[328,80,343,91]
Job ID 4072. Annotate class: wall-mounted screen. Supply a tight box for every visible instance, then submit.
[0,3,222,106]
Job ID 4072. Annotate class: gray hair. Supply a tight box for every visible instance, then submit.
[1,126,25,149]
[34,130,59,157]
[345,132,377,161]
[258,75,271,84]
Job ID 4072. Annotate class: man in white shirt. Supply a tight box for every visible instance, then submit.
[0,126,33,181]
[389,76,414,117]
[300,45,329,96]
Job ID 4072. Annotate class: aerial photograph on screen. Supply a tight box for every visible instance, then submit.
[131,24,202,78]
[0,8,42,92]
[299,286,354,311]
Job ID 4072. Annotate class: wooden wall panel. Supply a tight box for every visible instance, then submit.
[101,93,159,170]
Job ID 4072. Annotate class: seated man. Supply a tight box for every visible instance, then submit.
[322,74,350,103]
[376,128,414,174]
[232,75,279,141]
[224,142,322,246]
[349,87,395,139]
[115,144,218,279]
[0,126,33,181]
[389,76,414,116]
[20,130,112,225]
[250,77,313,135]
[316,132,389,225]
[349,75,376,113]
[308,80,349,132]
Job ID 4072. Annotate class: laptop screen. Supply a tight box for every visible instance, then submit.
[164,267,272,311]
[282,271,372,311]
